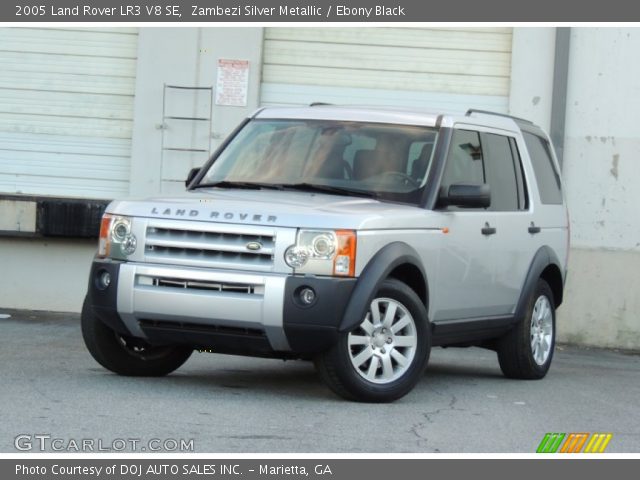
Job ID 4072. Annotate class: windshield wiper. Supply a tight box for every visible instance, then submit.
[281,183,378,199]
[191,181,284,190]
[192,180,376,198]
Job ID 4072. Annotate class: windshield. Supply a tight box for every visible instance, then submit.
[196,119,438,204]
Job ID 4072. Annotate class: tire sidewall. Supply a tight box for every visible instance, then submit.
[523,280,556,377]
[328,279,431,402]
[81,297,192,376]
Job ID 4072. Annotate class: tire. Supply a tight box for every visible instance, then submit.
[497,279,556,379]
[315,278,430,402]
[81,297,192,377]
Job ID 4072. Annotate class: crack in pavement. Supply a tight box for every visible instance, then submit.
[409,394,466,451]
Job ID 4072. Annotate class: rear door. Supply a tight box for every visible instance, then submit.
[480,131,534,314]
[519,131,569,274]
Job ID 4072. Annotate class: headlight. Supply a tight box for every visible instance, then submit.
[284,229,356,277]
[98,214,137,259]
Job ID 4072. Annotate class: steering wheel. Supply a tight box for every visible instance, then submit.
[377,171,420,188]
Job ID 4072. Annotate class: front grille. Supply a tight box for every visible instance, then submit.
[144,223,275,270]
[137,275,264,295]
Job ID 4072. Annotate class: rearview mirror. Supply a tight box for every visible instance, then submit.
[185,167,201,188]
[439,183,490,209]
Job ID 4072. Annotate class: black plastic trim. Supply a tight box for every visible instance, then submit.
[283,325,340,356]
[432,315,515,346]
[139,321,283,358]
[514,246,564,320]
[338,242,427,333]
[481,224,497,235]
[86,258,130,336]
[283,276,356,353]
[423,126,453,209]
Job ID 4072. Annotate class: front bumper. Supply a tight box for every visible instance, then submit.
[86,258,356,357]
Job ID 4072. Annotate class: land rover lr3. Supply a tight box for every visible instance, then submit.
[82,106,569,402]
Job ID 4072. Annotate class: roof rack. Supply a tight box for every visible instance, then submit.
[465,109,534,125]
[309,102,333,107]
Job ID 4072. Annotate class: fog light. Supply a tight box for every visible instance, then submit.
[299,287,316,305]
[98,270,111,289]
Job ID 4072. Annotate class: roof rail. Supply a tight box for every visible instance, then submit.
[309,102,333,107]
[465,109,534,125]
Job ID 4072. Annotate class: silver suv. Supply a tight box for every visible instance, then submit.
[81,106,569,402]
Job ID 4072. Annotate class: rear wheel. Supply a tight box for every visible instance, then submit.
[315,279,430,402]
[81,298,192,376]
[497,279,556,379]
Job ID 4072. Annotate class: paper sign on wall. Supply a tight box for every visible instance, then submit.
[215,59,249,107]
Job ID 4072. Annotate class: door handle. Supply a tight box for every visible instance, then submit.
[481,222,497,236]
[528,223,541,234]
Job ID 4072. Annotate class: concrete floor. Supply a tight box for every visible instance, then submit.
[1,309,638,453]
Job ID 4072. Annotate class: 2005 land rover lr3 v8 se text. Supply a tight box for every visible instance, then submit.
[82,106,569,402]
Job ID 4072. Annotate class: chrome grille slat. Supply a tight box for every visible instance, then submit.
[137,275,264,296]
[145,235,275,255]
[144,223,275,270]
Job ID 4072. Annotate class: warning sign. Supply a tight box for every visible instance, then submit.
[215,59,249,107]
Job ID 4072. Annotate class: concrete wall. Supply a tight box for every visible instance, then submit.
[509,28,556,131]
[556,28,640,349]
[0,237,96,312]
[560,249,640,349]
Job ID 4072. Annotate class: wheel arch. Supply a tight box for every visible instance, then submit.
[515,246,565,323]
[387,263,428,307]
[540,263,564,308]
[338,242,428,333]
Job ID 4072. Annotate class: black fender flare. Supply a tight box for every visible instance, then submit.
[514,246,563,323]
[338,242,427,333]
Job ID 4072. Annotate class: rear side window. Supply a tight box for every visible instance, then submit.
[523,132,563,205]
[481,133,520,211]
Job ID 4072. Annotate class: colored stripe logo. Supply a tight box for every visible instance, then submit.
[537,433,612,453]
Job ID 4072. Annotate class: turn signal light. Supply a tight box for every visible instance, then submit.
[334,230,356,277]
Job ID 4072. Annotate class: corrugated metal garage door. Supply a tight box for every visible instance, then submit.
[261,28,512,113]
[0,27,138,199]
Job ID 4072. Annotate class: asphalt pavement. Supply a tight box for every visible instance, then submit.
[1,309,638,453]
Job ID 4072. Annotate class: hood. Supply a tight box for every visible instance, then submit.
[106,188,440,230]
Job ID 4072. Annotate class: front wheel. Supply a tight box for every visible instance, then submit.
[497,279,556,379]
[81,298,192,377]
[315,279,430,402]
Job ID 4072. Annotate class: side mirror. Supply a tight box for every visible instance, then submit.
[185,167,201,188]
[439,183,490,209]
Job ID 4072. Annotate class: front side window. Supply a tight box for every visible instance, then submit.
[440,129,529,212]
[195,120,438,205]
[440,129,485,190]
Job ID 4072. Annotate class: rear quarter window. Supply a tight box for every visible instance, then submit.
[522,132,563,205]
